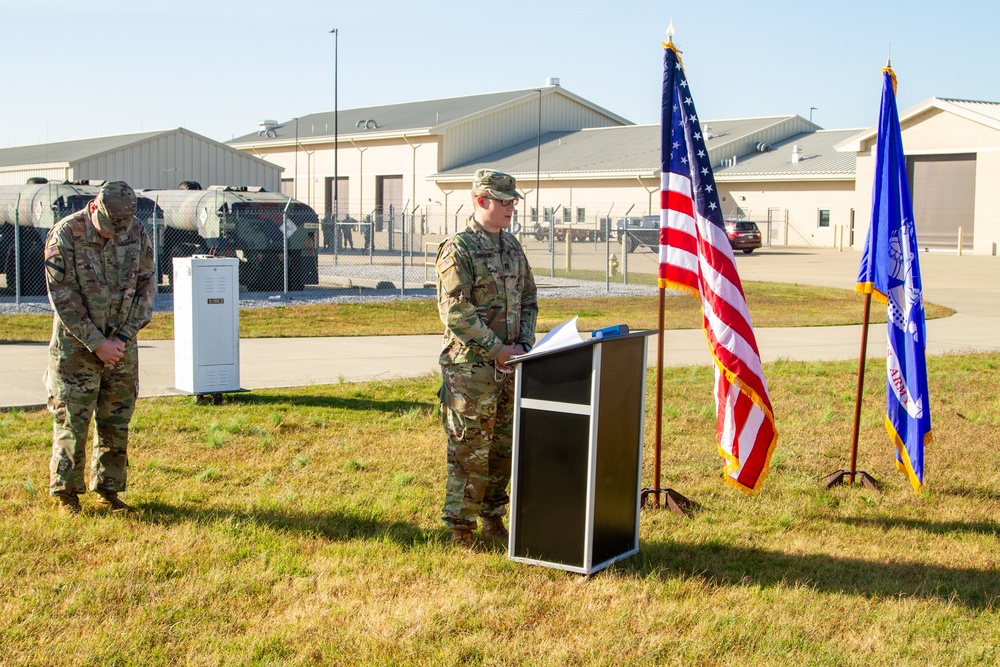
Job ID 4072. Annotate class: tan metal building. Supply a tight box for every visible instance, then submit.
[840,97,1000,255]
[0,128,282,191]
[227,82,631,231]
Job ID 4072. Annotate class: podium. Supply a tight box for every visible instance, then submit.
[508,330,654,575]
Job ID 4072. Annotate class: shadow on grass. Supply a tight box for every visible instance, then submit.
[216,392,433,414]
[939,485,1000,503]
[835,515,1000,537]
[627,539,1000,610]
[136,500,439,549]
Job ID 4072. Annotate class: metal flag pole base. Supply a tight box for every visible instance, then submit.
[822,469,879,491]
[640,487,695,516]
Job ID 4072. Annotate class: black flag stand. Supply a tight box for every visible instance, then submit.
[824,292,880,491]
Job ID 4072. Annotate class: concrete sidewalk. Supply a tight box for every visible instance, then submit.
[2,247,998,411]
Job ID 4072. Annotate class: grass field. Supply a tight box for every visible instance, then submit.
[2,350,998,665]
[0,281,955,342]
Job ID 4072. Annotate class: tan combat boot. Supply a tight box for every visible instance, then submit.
[480,516,509,544]
[95,491,136,514]
[55,493,82,517]
[451,526,475,548]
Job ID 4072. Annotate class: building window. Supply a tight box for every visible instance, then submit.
[530,207,538,223]
[818,209,831,228]
[543,207,554,223]
[562,208,571,224]
[576,207,586,223]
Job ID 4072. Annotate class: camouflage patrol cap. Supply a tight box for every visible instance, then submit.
[94,181,136,236]
[472,169,524,201]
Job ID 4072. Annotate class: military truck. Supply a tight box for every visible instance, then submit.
[0,181,97,295]
[615,215,661,253]
[139,185,319,292]
[530,219,610,243]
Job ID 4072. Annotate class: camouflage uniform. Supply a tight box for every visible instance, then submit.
[44,182,156,497]
[436,187,537,529]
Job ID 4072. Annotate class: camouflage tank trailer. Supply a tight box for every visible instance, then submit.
[0,181,98,295]
[139,186,319,292]
[1,181,319,295]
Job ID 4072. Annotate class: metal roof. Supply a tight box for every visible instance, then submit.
[941,98,1000,124]
[714,129,860,179]
[436,125,659,179]
[228,86,631,145]
[0,130,168,168]
[434,117,849,181]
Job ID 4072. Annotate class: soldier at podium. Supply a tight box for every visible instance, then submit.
[435,169,538,548]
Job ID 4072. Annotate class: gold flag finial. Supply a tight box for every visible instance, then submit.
[882,46,897,95]
[662,20,683,61]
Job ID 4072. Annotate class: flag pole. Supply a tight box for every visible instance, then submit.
[640,286,693,514]
[640,23,693,515]
[824,57,906,492]
[823,291,879,490]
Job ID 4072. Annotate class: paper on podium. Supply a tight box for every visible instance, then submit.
[515,316,584,360]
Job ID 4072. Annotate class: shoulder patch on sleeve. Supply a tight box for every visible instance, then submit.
[438,253,465,295]
[44,245,66,283]
[437,256,455,274]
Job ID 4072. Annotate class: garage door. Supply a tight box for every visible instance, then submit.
[907,154,975,251]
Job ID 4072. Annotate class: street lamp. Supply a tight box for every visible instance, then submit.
[294,117,298,199]
[535,88,541,230]
[330,28,339,230]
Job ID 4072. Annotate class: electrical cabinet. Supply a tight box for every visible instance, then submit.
[173,256,241,394]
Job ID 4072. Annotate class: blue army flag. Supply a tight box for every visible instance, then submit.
[856,65,932,493]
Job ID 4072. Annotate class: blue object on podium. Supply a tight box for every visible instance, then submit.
[507,328,654,575]
[591,323,629,339]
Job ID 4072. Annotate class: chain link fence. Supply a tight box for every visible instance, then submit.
[2,201,673,311]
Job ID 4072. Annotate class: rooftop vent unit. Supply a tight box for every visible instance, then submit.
[546,77,561,86]
[756,141,772,152]
[356,119,379,129]
[791,144,803,163]
[257,120,280,137]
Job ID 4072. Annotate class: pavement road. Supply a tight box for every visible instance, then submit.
[2,246,997,411]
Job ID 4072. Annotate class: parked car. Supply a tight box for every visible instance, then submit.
[616,215,764,254]
[725,219,763,254]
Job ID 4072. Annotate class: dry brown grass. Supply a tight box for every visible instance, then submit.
[2,353,997,665]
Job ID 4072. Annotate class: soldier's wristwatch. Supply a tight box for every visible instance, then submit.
[116,334,130,343]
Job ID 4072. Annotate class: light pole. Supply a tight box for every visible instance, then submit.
[293,117,298,199]
[535,88,541,234]
[809,106,818,123]
[330,28,339,234]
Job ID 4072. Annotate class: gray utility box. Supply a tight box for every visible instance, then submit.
[173,256,241,394]
[508,330,653,575]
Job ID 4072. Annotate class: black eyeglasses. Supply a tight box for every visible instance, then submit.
[486,197,518,207]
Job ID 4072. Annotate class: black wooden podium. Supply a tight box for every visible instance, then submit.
[508,330,654,575]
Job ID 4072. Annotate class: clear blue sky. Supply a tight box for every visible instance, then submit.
[2,0,997,148]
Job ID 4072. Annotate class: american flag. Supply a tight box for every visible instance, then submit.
[657,41,778,493]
